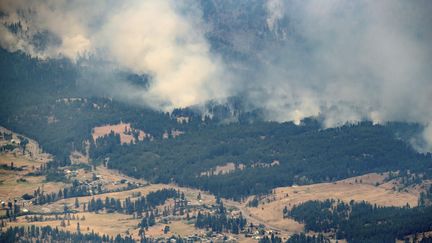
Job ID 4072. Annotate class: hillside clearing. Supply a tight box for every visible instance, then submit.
[243,173,419,233]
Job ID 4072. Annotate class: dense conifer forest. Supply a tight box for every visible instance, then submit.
[2,1,432,242]
[285,199,432,243]
[1,48,432,200]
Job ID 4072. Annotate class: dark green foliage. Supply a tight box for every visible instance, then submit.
[0,144,17,152]
[418,185,432,207]
[86,188,179,214]
[145,188,179,206]
[2,132,13,140]
[0,164,22,171]
[139,211,156,228]
[33,180,91,205]
[0,48,200,165]
[2,48,432,202]
[285,233,329,243]
[44,170,67,182]
[0,225,134,242]
[22,193,34,200]
[105,121,432,200]
[248,197,259,207]
[286,199,432,242]
[259,234,283,243]
[195,202,246,234]
[421,236,432,243]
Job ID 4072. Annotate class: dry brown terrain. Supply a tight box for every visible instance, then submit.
[0,127,425,242]
[0,126,52,163]
[9,212,140,238]
[15,183,217,240]
[1,150,422,241]
[33,184,174,213]
[133,220,199,239]
[240,173,418,235]
[92,123,149,144]
[0,154,64,201]
[69,151,89,164]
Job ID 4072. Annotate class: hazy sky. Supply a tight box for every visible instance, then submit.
[0,0,431,151]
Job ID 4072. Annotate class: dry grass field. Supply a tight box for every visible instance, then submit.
[16,183,216,240]
[0,126,57,200]
[0,144,423,241]
[242,173,419,234]
[92,123,149,144]
[9,212,140,238]
[0,126,52,163]
[0,153,65,200]
[30,184,174,213]
[32,182,217,212]
[0,127,425,241]
[133,220,199,239]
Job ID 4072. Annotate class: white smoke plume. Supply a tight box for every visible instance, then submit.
[266,0,284,31]
[0,0,228,110]
[256,0,432,151]
[0,0,431,151]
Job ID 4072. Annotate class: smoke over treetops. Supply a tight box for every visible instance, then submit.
[0,0,431,151]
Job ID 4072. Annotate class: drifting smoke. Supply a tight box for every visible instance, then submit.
[0,0,431,151]
[258,0,432,151]
[266,0,284,31]
[0,0,228,110]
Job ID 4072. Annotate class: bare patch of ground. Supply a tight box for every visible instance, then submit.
[200,161,279,177]
[200,162,246,176]
[0,126,52,163]
[69,151,89,164]
[137,220,199,239]
[31,184,174,213]
[0,153,64,201]
[241,173,418,235]
[9,212,139,238]
[76,165,144,185]
[92,122,151,144]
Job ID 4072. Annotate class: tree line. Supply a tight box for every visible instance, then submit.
[195,201,247,234]
[286,199,432,243]
[0,225,134,243]
[85,188,180,215]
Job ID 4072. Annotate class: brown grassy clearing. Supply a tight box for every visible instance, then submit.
[0,153,64,201]
[69,151,89,164]
[92,123,150,144]
[0,126,52,163]
[243,173,418,234]
[9,212,139,239]
[134,220,199,239]
[30,184,175,213]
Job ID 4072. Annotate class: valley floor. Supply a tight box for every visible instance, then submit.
[0,128,427,242]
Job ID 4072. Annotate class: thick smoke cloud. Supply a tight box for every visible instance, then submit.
[0,0,228,110]
[0,0,431,151]
[258,0,432,151]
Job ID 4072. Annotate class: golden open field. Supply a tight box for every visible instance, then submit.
[0,129,425,242]
[241,173,419,234]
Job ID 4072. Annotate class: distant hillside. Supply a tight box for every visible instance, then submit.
[1,48,431,200]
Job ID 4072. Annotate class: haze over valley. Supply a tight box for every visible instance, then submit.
[0,1,432,242]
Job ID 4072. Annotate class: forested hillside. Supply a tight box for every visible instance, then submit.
[104,121,432,199]
[0,48,200,163]
[1,1,432,242]
[1,48,431,200]
[286,199,432,242]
